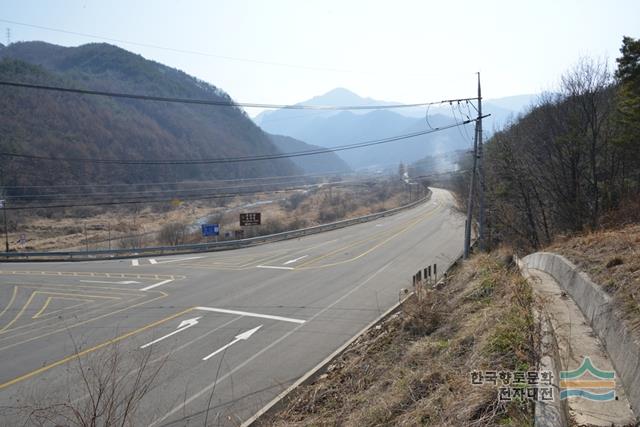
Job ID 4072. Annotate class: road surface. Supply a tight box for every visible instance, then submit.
[0,188,464,426]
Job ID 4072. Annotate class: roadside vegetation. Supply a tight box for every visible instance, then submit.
[6,177,426,251]
[268,36,640,427]
[548,223,640,332]
[454,37,640,252]
[265,252,539,426]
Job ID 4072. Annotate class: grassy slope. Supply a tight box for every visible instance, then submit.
[265,253,538,426]
[548,223,640,331]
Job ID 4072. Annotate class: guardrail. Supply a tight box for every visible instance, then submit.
[1,192,431,262]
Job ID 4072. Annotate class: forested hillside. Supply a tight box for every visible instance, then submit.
[469,37,640,249]
[267,134,351,174]
[0,42,300,196]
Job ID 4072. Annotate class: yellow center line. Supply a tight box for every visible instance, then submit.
[0,285,18,319]
[32,298,94,320]
[0,291,121,334]
[0,296,139,344]
[0,291,37,333]
[0,305,194,391]
[296,203,440,269]
[0,270,184,280]
[0,292,158,350]
[31,297,53,320]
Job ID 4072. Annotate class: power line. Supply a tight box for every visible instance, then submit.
[0,18,365,74]
[0,170,350,189]
[0,116,488,165]
[0,81,477,111]
[5,177,371,200]
[2,179,388,211]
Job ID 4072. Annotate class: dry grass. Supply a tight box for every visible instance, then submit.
[11,180,416,251]
[264,252,538,427]
[547,223,640,332]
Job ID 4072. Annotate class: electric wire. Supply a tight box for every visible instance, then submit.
[0,116,487,165]
[0,81,478,111]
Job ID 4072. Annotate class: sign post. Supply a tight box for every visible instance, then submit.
[240,213,261,226]
[0,199,7,252]
[201,224,220,240]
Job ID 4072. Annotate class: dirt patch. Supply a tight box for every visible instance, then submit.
[262,252,538,426]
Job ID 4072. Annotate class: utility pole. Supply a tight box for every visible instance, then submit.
[84,222,89,253]
[2,200,8,253]
[5,28,10,46]
[477,73,485,251]
[464,72,483,259]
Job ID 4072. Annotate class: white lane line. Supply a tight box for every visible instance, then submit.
[131,259,139,267]
[283,255,308,265]
[151,262,391,426]
[149,258,158,264]
[140,279,173,291]
[256,265,294,271]
[80,280,140,285]
[155,256,205,264]
[194,306,306,324]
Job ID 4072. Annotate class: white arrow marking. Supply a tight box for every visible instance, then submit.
[140,316,202,349]
[202,325,262,361]
[131,259,139,266]
[149,258,158,264]
[256,265,294,270]
[80,280,140,285]
[283,255,308,265]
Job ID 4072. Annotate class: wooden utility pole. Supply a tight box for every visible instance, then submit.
[477,73,485,250]
[464,72,483,259]
[2,201,8,253]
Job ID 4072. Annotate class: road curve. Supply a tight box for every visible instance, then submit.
[0,188,464,426]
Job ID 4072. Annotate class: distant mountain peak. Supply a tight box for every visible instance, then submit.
[303,87,395,107]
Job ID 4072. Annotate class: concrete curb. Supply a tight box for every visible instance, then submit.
[521,252,640,417]
[516,256,567,427]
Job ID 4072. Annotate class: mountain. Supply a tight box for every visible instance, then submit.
[253,87,396,130]
[268,134,351,174]
[0,41,301,194]
[255,88,537,170]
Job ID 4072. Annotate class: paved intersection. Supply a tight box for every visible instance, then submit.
[0,188,464,426]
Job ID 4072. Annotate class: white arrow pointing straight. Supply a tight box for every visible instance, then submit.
[283,255,308,265]
[202,325,262,361]
[140,317,201,349]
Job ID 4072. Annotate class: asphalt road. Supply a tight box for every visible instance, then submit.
[0,188,464,426]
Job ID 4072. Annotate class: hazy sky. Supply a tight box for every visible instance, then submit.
[2,0,639,116]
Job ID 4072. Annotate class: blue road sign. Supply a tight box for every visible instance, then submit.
[201,224,219,237]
